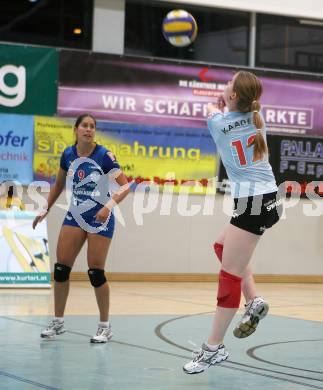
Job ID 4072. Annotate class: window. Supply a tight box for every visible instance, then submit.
[256,14,323,73]
[0,0,93,50]
[125,0,249,66]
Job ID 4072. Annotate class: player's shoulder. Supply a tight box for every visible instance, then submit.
[207,111,224,124]
[95,144,117,162]
[95,144,109,153]
[64,145,74,152]
[61,145,75,158]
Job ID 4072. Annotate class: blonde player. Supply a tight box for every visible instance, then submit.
[213,90,269,339]
[184,71,282,374]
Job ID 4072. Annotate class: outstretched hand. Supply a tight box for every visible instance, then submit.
[207,94,226,115]
[217,94,226,112]
[32,210,48,230]
[207,102,218,113]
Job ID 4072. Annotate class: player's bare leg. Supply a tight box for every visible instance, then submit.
[41,226,86,339]
[87,233,113,343]
[214,226,268,338]
[184,225,260,374]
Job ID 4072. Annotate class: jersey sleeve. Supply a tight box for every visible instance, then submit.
[102,150,121,174]
[207,112,224,143]
[60,149,68,171]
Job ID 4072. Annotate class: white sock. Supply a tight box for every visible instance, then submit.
[206,342,220,351]
[99,321,109,328]
[54,317,64,323]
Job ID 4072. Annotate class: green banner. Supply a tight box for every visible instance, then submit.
[0,43,58,115]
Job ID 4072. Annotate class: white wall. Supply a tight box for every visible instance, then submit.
[158,0,323,20]
[92,0,323,56]
[45,191,323,275]
[92,0,125,54]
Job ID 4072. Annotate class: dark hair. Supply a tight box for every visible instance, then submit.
[233,71,268,160]
[74,113,96,128]
[74,114,96,144]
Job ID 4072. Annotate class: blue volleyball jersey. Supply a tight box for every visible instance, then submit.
[60,144,120,217]
[207,111,277,198]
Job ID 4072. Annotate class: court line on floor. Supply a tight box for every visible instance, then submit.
[154,312,323,389]
[0,370,60,390]
[113,290,217,308]
[111,289,323,315]
[0,315,190,360]
[247,340,323,374]
[2,315,323,390]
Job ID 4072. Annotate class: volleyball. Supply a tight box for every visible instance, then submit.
[162,10,198,47]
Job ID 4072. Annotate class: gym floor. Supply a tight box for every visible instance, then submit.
[0,282,323,390]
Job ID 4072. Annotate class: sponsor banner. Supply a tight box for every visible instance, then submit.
[269,134,323,198]
[33,116,217,193]
[33,116,74,183]
[0,210,50,288]
[0,273,50,285]
[218,134,323,198]
[0,113,34,184]
[96,121,217,193]
[0,43,58,115]
[58,51,323,136]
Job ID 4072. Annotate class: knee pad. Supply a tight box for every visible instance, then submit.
[217,269,242,308]
[88,268,107,288]
[54,263,71,282]
[213,243,223,263]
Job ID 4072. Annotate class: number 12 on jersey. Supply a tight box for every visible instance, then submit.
[231,134,260,167]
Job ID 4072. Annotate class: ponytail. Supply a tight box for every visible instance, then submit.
[233,71,268,161]
[249,100,268,160]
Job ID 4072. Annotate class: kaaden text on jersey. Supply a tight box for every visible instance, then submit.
[221,118,252,134]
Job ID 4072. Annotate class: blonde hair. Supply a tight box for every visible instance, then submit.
[233,71,268,160]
